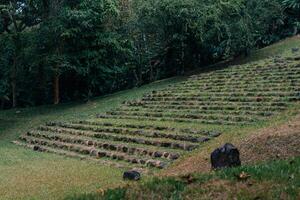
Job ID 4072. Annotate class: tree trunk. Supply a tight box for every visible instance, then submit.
[1,99,4,110]
[36,64,45,105]
[11,57,17,108]
[53,73,60,105]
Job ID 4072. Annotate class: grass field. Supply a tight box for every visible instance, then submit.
[0,78,182,200]
[0,36,300,200]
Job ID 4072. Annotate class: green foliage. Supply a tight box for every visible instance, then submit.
[283,0,300,9]
[216,157,300,198]
[0,0,298,108]
[65,188,126,200]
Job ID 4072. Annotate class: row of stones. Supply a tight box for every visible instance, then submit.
[148,88,300,98]
[179,82,300,91]
[188,68,300,81]
[25,131,180,160]
[97,113,252,125]
[174,80,299,88]
[190,61,300,75]
[134,99,294,106]
[117,107,277,117]
[124,104,287,112]
[141,95,299,102]
[188,58,299,76]
[104,110,263,122]
[71,120,218,135]
[125,100,289,107]
[166,83,300,93]
[45,122,212,143]
[187,75,300,86]
[146,91,298,98]
[20,136,167,169]
[39,126,199,151]
[168,83,300,92]
[13,141,127,168]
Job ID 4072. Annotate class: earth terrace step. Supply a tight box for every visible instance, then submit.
[167,85,300,94]
[145,92,298,99]
[191,61,300,73]
[175,80,300,88]
[23,132,178,162]
[13,141,127,168]
[19,136,167,169]
[166,84,300,92]
[127,104,287,112]
[140,96,298,103]
[189,62,300,76]
[186,76,300,86]
[105,110,263,122]
[37,126,200,151]
[43,122,210,143]
[24,130,181,161]
[153,86,300,95]
[67,120,220,136]
[177,81,300,90]
[188,74,300,84]
[116,107,277,117]
[188,69,300,81]
[97,113,254,125]
[143,92,298,100]
[125,100,290,107]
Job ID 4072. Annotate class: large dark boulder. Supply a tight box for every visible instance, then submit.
[123,170,141,181]
[211,143,241,169]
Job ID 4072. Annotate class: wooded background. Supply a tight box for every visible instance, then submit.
[0,0,299,109]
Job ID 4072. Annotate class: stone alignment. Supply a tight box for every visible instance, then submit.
[14,53,300,169]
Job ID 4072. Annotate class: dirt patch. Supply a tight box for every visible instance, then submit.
[239,115,300,164]
[161,114,300,177]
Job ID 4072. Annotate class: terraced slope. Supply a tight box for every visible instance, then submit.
[14,52,300,170]
[14,121,221,169]
[108,55,300,125]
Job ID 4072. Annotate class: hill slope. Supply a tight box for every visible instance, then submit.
[14,40,300,170]
[0,36,300,200]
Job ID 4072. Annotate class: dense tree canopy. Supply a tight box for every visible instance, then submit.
[0,0,299,109]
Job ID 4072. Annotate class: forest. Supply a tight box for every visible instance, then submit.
[0,0,299,109]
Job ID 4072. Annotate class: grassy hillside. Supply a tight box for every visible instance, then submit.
[0,36,300,200]
[69,157,299,200]
[0,78,182,200]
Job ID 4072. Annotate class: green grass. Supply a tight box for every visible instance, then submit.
[0,77,183,200]
[66,157,300,200]
[0,35,300,199]
[232,35,300,64]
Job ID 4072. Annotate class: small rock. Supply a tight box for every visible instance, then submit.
[168,153,180,160]
[210,131,222,137]
[153,151,163,158]
[139,159,146,164]
[211,143,241,169]
[197,137,210,143]
[123,170,141,181]
[292,48,299,53]
[90,149,98,156]
[122,146,128,152]
[98,151,107,158]
[33,146,40,151]
[86,141,94,146]
[156,161,167,169]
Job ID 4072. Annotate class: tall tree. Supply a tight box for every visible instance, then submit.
[0,0,40,107]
